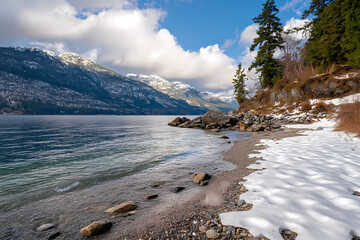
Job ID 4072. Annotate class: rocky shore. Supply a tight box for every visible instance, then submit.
[168,110,311,132]
[130,129,302,240]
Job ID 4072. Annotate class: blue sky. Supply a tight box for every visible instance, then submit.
[0,0,310,96]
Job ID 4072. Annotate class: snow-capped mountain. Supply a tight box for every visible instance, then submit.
[0,47,205,115]
[127,74,238,112]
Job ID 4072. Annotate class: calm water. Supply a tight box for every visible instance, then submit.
[0,115,249,213]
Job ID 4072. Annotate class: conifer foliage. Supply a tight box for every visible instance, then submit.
[305,0,360,67]
[233,64,248,105]
[250,0,284,89]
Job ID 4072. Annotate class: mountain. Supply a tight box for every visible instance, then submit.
[0,47,206,115]
[126,74,238,112]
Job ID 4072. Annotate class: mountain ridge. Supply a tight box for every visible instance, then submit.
[0,46,206,115]
[126,73,237,112]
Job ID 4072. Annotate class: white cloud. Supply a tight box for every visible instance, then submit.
[29,41,69,53]
[280,0,303,12]
[239,24,259,46]
[221,39,235,49]
[284,17,310,40]
[0,0,236,90]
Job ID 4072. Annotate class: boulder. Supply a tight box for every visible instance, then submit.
[105,201,137,214]
[168,117,190,126]
[247,123,267,132]
[80,220,112,237]
[192,173,211,184]
[201,111,236,126]
[238,121,251,131]
[220,135,229,139]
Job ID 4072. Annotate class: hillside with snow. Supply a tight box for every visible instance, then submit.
[126,74,238,112]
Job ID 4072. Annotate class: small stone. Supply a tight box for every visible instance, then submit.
[193,173,211,184]
[105,201,137,214]
[145,194,158,200]
[237,199,246,206]
[128,210,136,215]
[80,220,112,237]
[199,226,207,233]
[171,186,185,193]
[206,229,219,239]
[152,184,160,188]
[48,231,60,240]
[236,228,241,235]
[206,220,212,226]
[353,191,360,196]
[281,229,298,240]
[36,223,56,232]
[220,135,229,139]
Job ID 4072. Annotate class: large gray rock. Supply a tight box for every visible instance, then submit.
[168,117,190,126]
[201,110,235,126]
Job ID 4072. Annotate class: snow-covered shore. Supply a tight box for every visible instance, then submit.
[220,119,360,239]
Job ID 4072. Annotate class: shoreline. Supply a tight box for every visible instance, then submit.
[106,128,302,239]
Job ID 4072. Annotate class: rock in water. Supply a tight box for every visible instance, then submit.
[193,173,211,184]
[105,201,137,214]
[220,135,229,139]
[145,194,158,200]
[171,186,185,193]
[36,223,56,232]
[168,117,190,126]
[206,229,219,239]
[80,220,112,237]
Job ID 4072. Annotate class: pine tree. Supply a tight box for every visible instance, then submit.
[304,0,360,67]
[250,0,284,89]
[233,64,248,105]
[343,0,360,66]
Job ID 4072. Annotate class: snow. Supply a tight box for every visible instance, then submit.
[310,93,360,106]
[333,72,359,80]
[220,119,360,240]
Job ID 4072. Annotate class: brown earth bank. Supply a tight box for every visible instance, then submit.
[94,128,301,240]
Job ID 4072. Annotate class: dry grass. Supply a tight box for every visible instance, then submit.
[300,100,312,112]
[336,100,360,136]
[312,101,334,114]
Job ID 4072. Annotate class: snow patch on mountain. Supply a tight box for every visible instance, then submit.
[127,74,237,111]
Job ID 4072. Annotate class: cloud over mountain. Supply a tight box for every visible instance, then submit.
[0,0,236,90]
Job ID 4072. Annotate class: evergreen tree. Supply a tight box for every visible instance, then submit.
[233,64,248,105]
[304,0,360,67]
[343,0,360,66]
[250,0,284,89]
[302,0,335,19]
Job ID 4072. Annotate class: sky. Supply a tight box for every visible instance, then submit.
[0,0,310,97]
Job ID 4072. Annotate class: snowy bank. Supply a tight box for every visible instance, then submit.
[220,119,360,240]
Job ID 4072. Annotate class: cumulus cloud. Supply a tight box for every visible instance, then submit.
[0,0,236,90]
[239,24,259,46]
[284,17,310,40]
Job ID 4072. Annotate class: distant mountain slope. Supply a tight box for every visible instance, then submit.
[126,74,238,112]
[0,47,206,115]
